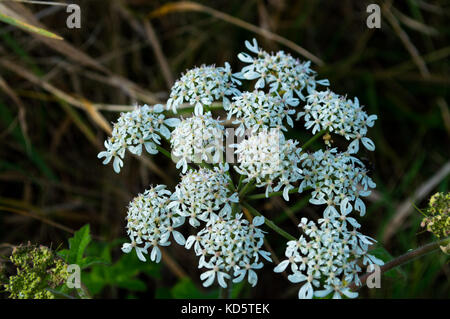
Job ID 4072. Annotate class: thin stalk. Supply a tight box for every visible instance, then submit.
[349,236,450,291]
[219,287,227,299]
[155,144,173,160]
[164,103,224,116]
[247,186,312,200]
[155,144,210,172]
[241,202,296,241]
[236,174,245,192]
[247,187,298,200]
[239,180,255,198]
[76,283,92,299]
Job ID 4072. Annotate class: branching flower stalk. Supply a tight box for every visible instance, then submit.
[98,38,382,298]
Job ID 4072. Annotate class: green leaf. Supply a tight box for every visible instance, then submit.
[79,256,110,270]
[81,240,161,296]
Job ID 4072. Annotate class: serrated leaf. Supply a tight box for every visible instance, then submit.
[81,240,161,295]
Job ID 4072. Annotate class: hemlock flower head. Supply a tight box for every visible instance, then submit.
[170,112,225,173]
[297,90,377,153]
[169,164,239,227]
[185,213,271,288]
[122,184,186,263]
[97,104,180,173]
[299,148,376,216]
[167,64,241,115]
[95,38,380,298]
[235,38,329,100]
[274,201,383,299]
[234,129,304,200]
[227,90,298,136]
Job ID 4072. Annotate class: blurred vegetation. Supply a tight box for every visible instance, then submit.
[0,0,448,298]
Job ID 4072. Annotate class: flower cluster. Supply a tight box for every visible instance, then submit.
[236,38,329,100]
[297,90,377,154]
[234,129,304,200]
[98,104,179,173]
[169,164,239,227]
[122,185,186,263]
[185,214,271,288]
[299,148,376,216]
[170,112,225,173]
[420,192,450,239]
[167,64,241,115]
[227,90,298,136]
[274,199,383,299]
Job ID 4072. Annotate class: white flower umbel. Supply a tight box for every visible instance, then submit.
[226,90,298,136]
[97,104,180,173]
[170,112,225,173]
[122,184,186,263]
[185,214,271,288]
[167,64,241,115]
[299,148,376,216]
[297,90,377,153]
[168,164,239,227]
[99,39,381,300]
[234,129,304,200]
[235,38,329,100]
[274,200,383,299]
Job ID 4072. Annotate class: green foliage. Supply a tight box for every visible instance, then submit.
[155,278,246,299]
[57,225,161,297]
[1,244,68,299]
[58,224,102,269]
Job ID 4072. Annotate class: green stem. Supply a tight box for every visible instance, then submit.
[155,144,211,172]
[219,287,227,299]
[274,195,311,224]
[302,129,327,151]
[247,187,296,200]
[246,186,312,200]
[241,202,297,241]
[155,144,173,160]
[76,283,92,299]
[239,180,255,197]
[236,174,245,192]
